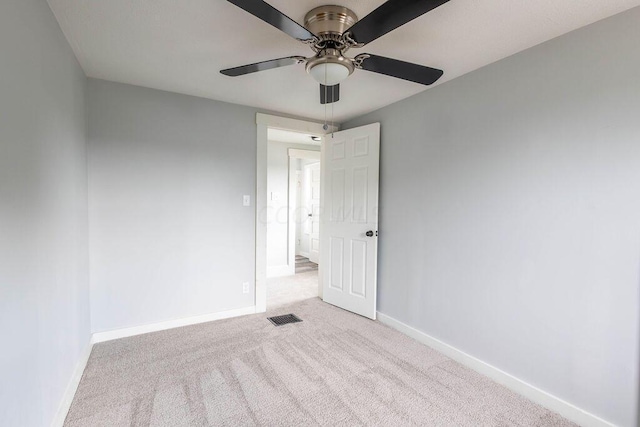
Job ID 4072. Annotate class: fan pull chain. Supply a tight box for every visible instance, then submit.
[331,91,335,138]
[323,84,328,131]
[323,66,328,131]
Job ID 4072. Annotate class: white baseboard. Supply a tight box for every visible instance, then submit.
[92,306,256,343]
[267,264,295,278]
[376,312,615,427]
[51,336,95,427]
[298,251,310,258]
[52,306,255,426]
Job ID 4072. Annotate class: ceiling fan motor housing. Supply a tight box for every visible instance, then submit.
[304,5,358,37]
[304,5,359,82]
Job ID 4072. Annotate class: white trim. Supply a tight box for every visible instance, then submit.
[256,121,268,313]
[298,251,310,258]
[288,157,298,278]
[256,113,337,313]
[376,312,615,427]
[52,306,256,425]
[256,113,336,134]
[318,137,326,300]
[51,336,94,427]
[92,306,256,343]
[267,265,295,278]
[288,148,321,160]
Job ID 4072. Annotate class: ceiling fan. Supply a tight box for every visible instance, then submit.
[221,0,449,104]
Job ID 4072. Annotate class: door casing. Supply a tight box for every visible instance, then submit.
[305,161,321,264]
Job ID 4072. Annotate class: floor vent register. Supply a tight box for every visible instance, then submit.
[268,313,303,326]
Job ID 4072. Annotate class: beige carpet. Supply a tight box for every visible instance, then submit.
[65,298,575,426]
[267,270,319,309]
[295,256,318,274]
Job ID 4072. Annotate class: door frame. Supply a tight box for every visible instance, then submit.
[294,170,306,259]
[255,113,338,313]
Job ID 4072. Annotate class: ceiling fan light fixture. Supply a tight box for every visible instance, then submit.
[222,1,448,104]
[309,62,350,86]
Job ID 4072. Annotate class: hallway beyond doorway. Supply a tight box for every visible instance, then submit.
[295,255,318,274]
[267,266,318,309]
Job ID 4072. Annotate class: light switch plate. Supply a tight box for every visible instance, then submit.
[243,195,250,206]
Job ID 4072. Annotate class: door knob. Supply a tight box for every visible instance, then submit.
[366,230,374,237]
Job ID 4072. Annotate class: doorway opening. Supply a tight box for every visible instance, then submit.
[266,130,322,309]
[254,113,339,313]
[256,114,381,319]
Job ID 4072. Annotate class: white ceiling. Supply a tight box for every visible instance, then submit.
[48,0,640,122]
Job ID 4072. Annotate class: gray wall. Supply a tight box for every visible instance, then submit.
[0,0,90,425]
[344,8,640,427]
[87,79,260,332]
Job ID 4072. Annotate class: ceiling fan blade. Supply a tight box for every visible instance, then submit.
[357,54,443,85]
[221,56,304,77]
[347,0,450,45]
[226,0,317,42]
[320,84,340,104]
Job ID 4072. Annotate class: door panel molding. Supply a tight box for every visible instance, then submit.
[320,123,380,319]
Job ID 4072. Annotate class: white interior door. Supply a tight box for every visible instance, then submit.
[320,123,380,319]
[305,162,321,263]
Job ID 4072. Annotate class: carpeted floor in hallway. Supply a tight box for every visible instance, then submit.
[295,256,318,274]
[267,270,318,309]
[64,298,575,426]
